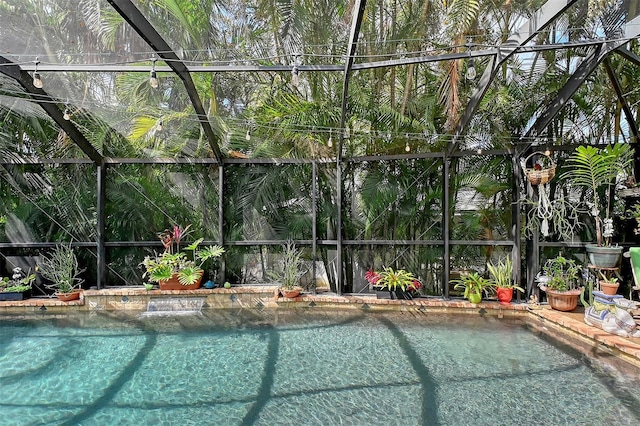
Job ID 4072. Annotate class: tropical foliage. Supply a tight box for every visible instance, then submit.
[141,225,225,285]
[561,144,632,246]
[0,0,638,295]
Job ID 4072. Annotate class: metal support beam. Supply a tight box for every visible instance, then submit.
[614,48,640,180]
[218,165,225,282]
[0,56,104,165]
[338,0,367,160]
[523,14,640,141]
[511,150,523,299]
[442,154,450,298]
[107,0,224,163]
[615,47,640,66]
[453,0,579,145]
[312,161,318,294]
[336,0,367,294]
[96,164,106,289]
[603,57,640,142]
[20,39,610,74]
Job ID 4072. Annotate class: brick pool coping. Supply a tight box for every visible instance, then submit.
[2,286,640,368]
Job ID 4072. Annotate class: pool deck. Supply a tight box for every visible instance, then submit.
[2,286,640,368]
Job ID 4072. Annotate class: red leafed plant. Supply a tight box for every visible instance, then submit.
[365,268,381,285]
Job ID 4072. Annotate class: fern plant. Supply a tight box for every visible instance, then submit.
[562,144,632,246]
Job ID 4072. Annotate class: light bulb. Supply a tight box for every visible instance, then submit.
[156,120,163,131]
[63,108,71,120]
[465,58,476,80]
[544,149,552,156]
[328,131,333,148]
[291,67,299,86]
[32,72,43,88]
[477,148,483,155]
[245,130,251,141]
[149,70,159,88]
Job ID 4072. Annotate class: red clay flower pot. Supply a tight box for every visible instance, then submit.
[496,287,513,305]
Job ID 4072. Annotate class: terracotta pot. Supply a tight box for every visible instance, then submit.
[599,280,619,296]
[159,273,202,290]
[281,288,301,298]
[56,290,81,302]
[544,288,581,312]
[496,287,513,305]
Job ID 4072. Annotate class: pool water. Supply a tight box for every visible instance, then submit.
[1,309,639,425]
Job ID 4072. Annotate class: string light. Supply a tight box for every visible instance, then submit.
[32,59,43,89]
[466,57,476,80]
[245,129,251,141]
[291,53,301,86]
[149,59,159,88]
[328,130,333,147]
[405,133,410,152]
[156,119,163,131]
[544,148,552,156]
[63,108,71,120]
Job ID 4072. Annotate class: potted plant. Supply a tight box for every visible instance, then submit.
[365,267,421,300]
[562,144,633,267]
[271,240,305,298]
[140,225,225,290]
[538,254,582,311]
[37,244,84,301]
[487,256,524,305]
[451,272,494,304]
[0,267,36,301]
[597,271,619,296]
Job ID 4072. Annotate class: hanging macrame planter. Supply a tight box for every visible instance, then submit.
[521,151,556,237]
[523,151,556,186]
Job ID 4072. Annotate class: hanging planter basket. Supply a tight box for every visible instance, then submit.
[523,151,556,186]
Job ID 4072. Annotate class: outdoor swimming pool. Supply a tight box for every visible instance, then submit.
[1,308,639,425]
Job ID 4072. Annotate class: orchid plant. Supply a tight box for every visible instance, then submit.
[562,144,632,246]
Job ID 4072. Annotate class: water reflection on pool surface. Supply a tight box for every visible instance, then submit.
[1,309,639,425]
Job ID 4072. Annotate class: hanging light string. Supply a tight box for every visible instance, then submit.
[0,77,613,147]
[0,84,597,147]
[149,58,159,88]
[3,31,633,72]
[32,58,43,88]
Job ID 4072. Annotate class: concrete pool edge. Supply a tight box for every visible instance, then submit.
[2,286,640,369]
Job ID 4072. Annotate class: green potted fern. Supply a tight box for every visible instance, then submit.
[562,144,632,267]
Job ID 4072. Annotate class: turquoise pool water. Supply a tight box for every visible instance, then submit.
[1,309,639,425]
